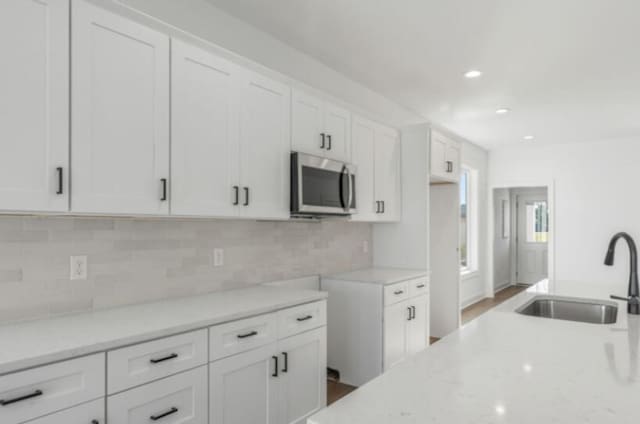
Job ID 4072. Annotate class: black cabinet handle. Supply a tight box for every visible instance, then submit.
[394,290,404,295]
[160,178,168,201]
[381,201,385,214]
[411,306,416,320]
[91,420,100,424]
[150,353,178,364]
[320,133,326,149]
[237,330,258,339]
[446,161,453,173]
[407,306,412,321]
[272,355,279,377]
[243,187,250,206]
[56,167,63,195]
[327,134,332,150]
[233,186,239,205]
[417,284,425,289]
[376,201,381,213]
[282,352,288,373]
[150,407,178,421]
[296,315,313,322]
[0,389,43,406]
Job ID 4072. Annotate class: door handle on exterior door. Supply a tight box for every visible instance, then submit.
[243,187,250,206]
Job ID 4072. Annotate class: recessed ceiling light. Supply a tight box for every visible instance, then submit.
[523,135,535,141]
[464,69,482,79]
[495,108,510,115]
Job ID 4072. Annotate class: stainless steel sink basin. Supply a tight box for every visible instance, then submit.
[516,296,618,324]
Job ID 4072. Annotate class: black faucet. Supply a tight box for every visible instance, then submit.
[605,232,640,314]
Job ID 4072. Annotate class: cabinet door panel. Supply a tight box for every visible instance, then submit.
[291,90,325,156]
[171,40,240,217]
[407,295,429,355]
[0,0,69,212]
[72,0,170,214]
[350,117,377,221]
[445,143,461,180]
[239,72,290,219]
[278,327,326,424]
[383,300,409,371]
[374,130,401,222]
[430,132,448,179]
[209,344,279,424]
[323,104,351,162]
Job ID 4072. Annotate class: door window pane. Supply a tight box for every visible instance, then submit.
[460,170,468,268]
[525,201,548,243]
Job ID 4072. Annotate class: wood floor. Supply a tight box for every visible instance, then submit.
[327,285,528,404]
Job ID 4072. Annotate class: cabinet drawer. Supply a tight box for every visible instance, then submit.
[383,282,409,306]
[108,366,207,424]
[107,329,208,394]
[277,301,327,339]
[26,399,104,424]
[209,313,277,361]
[0,353,105,424]
[408,278,429,297]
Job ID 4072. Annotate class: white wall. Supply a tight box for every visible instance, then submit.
[493,188,511,290]
[489,138,640,294]
[106,0,421,127]
[460,139,489,306]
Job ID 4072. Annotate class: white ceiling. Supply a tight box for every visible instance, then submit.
[204,0,640,149]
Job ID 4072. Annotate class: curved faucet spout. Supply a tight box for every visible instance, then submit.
[606,232,640,314]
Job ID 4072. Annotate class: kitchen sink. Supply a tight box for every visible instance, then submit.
[516,296,618,324]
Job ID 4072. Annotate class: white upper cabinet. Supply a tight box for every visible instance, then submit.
[291,90,351,162]
[351,118,377,221]
[171,40,240,217]
[430,130,460,182]
[71,0,170,215]
[0,0,69,212]
[238,72,291,220]
[171,41,289,220]
[351,117,401,222]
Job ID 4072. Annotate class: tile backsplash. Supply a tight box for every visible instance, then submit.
[0,216,372,324]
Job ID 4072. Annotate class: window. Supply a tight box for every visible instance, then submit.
[460,167,478,273]
[525,201,549,243]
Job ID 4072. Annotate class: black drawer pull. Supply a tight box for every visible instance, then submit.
[56,167,63,195]
[296,315,313,322]
[282,352,288,373]
[160,178,168,201]
[327,134,332,150]
[0,389,43,406]
[237,330,258,339]
[150,407,178,421]
[320,133,326,149]
[417,284,426,288]
[394,290,404,295]
[272,355,279,377]
[233,186,239,205]
[150,353,178,364]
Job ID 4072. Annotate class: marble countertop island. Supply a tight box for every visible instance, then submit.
[309,279,639,424]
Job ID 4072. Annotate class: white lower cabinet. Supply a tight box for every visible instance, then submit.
[209,344,279,424]
[322,273,429,386]
[277,328,327,424]
[107,366,207,424]
[25,399,104,424]
[210,305,327,424]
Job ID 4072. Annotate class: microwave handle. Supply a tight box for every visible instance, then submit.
[340,165,349,211]
[347,167,353,210]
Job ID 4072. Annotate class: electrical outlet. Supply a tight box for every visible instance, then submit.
[362,240,369,254]
[70,256,87,280]
[213,248,224,267]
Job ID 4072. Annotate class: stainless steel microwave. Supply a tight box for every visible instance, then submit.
[290,152,356,216]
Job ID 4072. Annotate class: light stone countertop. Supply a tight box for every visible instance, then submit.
[0,286,327,375]
[309,279,640,424]
[323,267,429,285]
